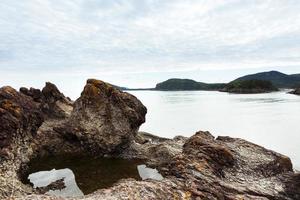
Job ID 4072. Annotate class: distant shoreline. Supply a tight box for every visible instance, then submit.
[121,70,300,94]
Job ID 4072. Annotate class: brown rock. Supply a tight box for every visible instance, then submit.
[0,86,43,155]
[56,79,147,155]
[20,87,43,102]
[35,178,66,194]
[183,131,235,176]
[20,82,73,118]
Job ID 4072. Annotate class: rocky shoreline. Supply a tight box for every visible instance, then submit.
[0,79,299,199]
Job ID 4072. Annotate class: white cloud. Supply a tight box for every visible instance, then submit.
[0,0,300,77]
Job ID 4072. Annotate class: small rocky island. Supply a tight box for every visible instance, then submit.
[0,79,299,199]
[221,79,278,94]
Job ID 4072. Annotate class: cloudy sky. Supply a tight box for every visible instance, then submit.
[0,0,300,98]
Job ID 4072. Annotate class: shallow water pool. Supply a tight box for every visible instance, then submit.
[22,154,163,197]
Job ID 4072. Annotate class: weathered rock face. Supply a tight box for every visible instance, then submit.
[20,82,73,119]
[0,79,148,199]
[0,86,43,159]
[163,131,298,199]
[120,131,300,199]
[55,79,147,155]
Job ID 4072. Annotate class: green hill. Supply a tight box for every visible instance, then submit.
[234,71,300,88]
[155,79,226,91]
[221,79,278,93]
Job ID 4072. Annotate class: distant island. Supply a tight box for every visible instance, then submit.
[220,79,278,94]
[121,70,300,94]
[155,78,226,91]
[234,70,300,88]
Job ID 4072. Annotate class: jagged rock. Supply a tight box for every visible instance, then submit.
[55,79,147,155]
[0,86,45,198]
[40,82,73,118]
[20,87,43,102]
[164,131,297,199]
[183,131,235,177]
[20,82,73,118]
[0,86,43,158]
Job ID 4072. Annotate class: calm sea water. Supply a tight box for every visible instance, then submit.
[129,90,300,169]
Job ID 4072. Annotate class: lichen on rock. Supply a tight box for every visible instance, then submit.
[55,79,147,155]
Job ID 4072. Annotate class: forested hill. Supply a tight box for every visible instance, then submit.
[155,78,226,91]
[234,71,300,88]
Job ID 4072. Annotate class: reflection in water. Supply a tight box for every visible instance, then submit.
[29,169,84,198]
[24,155,163,198]
[160,91,200,104]
[236,98,286,103]
[137,165,163,180]
[129,90,300,169]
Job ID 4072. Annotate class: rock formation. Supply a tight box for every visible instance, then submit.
[0,79,299,200]
[54,79,147,155]
[0,86,43,159]
[20,82,73,118]
[289,88,300,95]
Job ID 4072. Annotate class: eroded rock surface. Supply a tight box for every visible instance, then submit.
[54,79,147,155]
[0,86,43,159]
[20,82,73,118]
[0,80,299,200]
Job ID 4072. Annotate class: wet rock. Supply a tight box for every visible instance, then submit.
[15,179,188,200]
[35,178,66,194]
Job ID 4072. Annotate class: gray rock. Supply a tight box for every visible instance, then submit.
[55,79,147,155]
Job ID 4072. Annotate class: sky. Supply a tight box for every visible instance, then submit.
[0,0,300,99]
